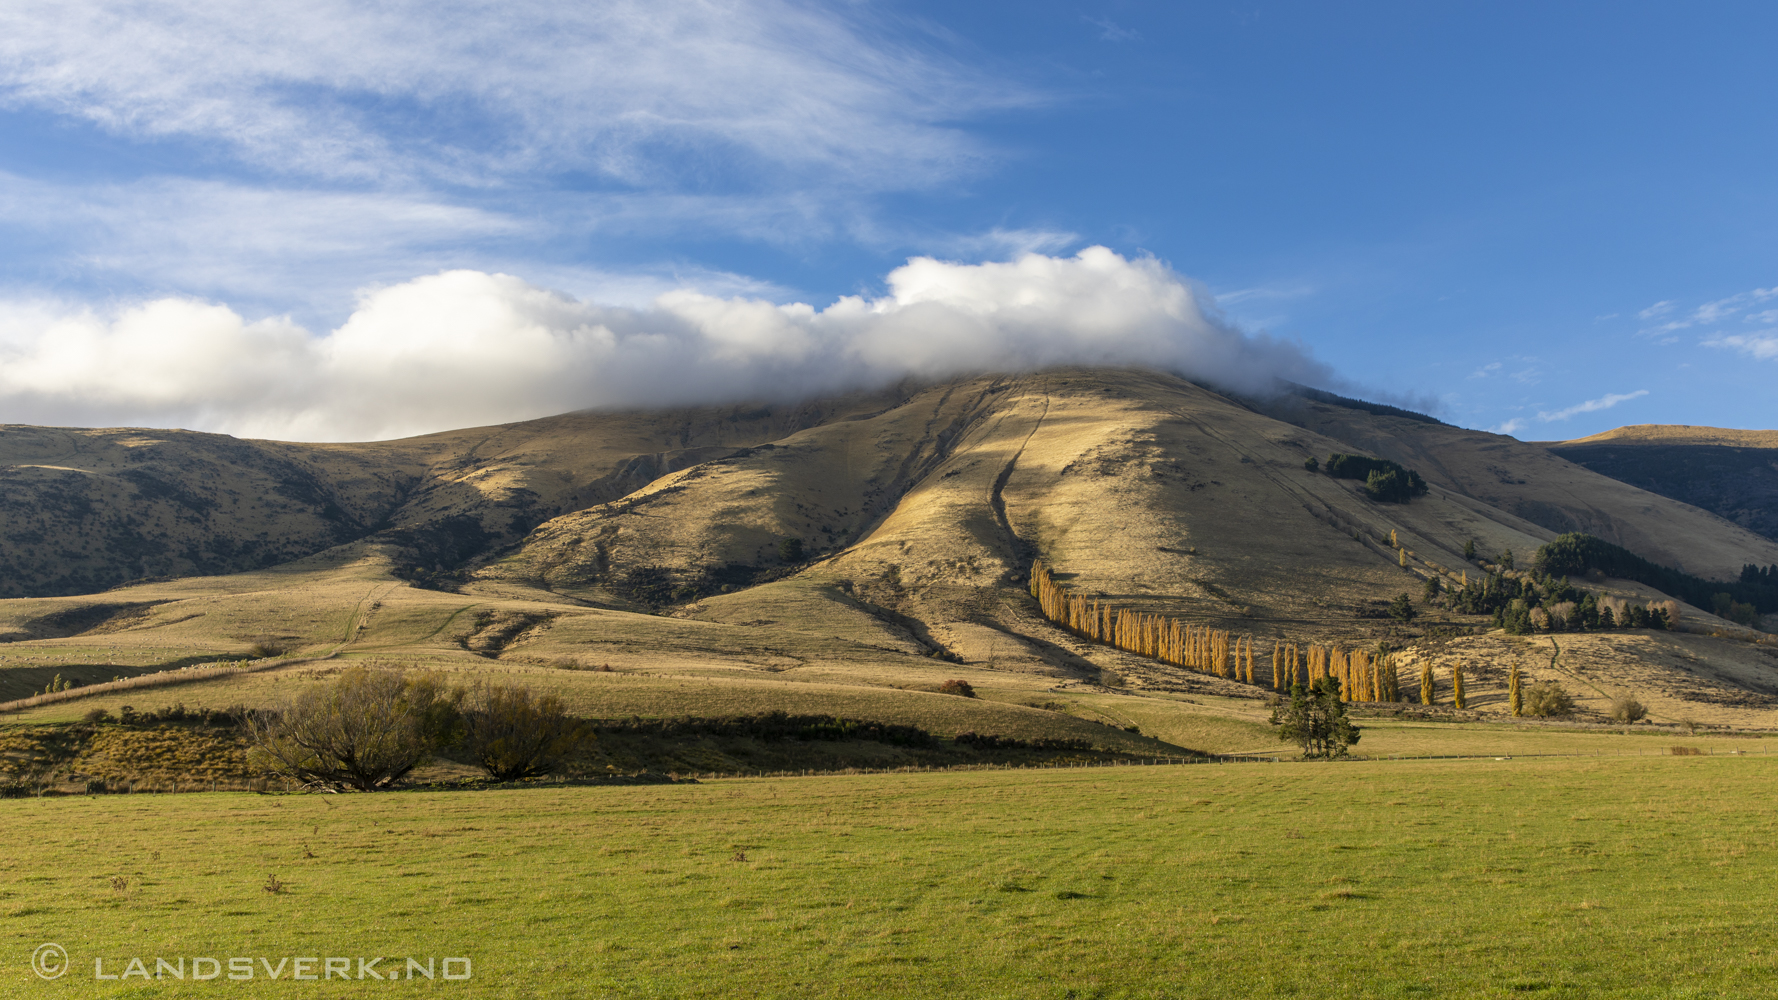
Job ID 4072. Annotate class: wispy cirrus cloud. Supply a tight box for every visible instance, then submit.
[1703,332,1778,361]
[1636,286,1778,336]
[0,1,1051,321]
[1537,389,1650,423]
[1486,388,1650,438]
[1085,16,1140,42]
[0,0,1029,191]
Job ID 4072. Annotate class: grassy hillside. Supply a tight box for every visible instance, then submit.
[0,386,911,598]
[5,757,1777,997]
[1251,395,1778,581]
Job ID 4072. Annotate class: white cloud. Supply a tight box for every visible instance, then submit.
[1637,286,1777,335]
[1704,331,1778,361]
[1489,418,1529,436]
[1214,284,1316,307]
[1468,362,1502,379]
[1085,16,1140,42]
[0,247,1330,441]
[0,0,1027,191]
[1536,390,1649,423]
[935,228,1080,260]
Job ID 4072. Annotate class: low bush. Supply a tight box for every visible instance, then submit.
[1522,681,1576,718]
[247,668,463,792]
[938,679,977,698]
[1609,696,1648,725]
[461,684,592,781]
[246,637,287,658]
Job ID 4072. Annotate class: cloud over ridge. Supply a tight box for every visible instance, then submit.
[0,248,1328,441]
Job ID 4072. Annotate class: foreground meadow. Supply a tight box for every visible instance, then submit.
[2,756,1775,998]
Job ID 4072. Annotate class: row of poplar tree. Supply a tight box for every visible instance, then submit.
[1030,561,1479,706]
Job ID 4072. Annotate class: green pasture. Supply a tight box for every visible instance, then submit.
[2,756,1776,998]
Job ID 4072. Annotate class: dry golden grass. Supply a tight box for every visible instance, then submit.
[1558,423,1778,448]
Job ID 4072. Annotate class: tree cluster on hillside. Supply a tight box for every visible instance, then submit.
[1318,454,1431,504]
[1436,561,1678,636]
[1534,533,1778,617]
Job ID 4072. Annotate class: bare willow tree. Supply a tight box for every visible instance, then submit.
[247,668,462,791]
[460,684,592,781]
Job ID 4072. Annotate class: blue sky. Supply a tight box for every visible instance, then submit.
[0,1,1773,440]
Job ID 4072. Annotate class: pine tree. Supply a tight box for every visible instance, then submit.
[1270,677,1362,758]
[1452,663,1466,710]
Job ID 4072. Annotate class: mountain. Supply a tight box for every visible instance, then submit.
[3,368,1776,745]
[0,388,903,598]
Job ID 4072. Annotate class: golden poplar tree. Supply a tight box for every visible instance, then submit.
[1509,661,1523,717]
[1420,661,1434,705]
[1453,663,1467,710]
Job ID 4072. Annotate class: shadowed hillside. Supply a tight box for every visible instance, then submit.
[1545,425,1778,545]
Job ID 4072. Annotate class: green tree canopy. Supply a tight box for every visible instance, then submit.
[1270,678,1362,759]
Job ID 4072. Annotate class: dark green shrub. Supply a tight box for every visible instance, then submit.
[1388,593,1415,622]
[778,538,805,562]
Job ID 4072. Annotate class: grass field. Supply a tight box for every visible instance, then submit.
[3,755,1776,998]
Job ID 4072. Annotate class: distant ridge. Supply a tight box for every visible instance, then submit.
[1554,424,1778,448]
[1547,424,1778,545]
[1281,382,1446,426]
